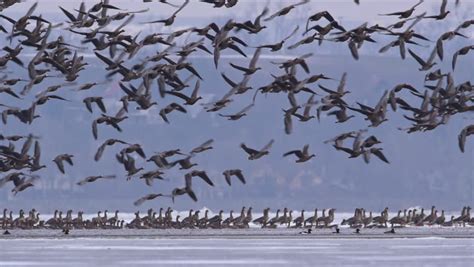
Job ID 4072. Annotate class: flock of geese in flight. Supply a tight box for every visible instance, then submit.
[0,0,473,205]
[0,206,472,233]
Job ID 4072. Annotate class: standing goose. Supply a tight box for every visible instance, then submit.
[293,210,305,228]
[52,154,74,174]
[322,209,336,227]
[283,144,315,163]
[442,216,455,227]
[276,208,288,225]
[222,169,245,186]
[422,206,436,223]
[240,139,274,160]
[242,207,253,228]
[363,211,373,227]
[232,207,246,227]
[207,210,224,228]
[304,209,318,228]
[315,209,326,227]
[433,210,445,225]
[45,210,59,228]
[222,210,234,228]
[268,209,281,226]
[197,210,209,228]
[253,208,270,227]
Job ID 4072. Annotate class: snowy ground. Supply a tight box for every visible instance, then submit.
[0,236,473,267]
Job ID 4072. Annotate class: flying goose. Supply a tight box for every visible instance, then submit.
[133,193,170,206]
[95,139,129,161]
[165,80,202,105]
[76,175,116,186]
[424,0,450,20]
[145,0,189,26]
[452,45,474,70]
[408,48,437,71]
[175,156,197,170]
[229,48,261,75]
[264,0,309,22]
[380,0,424,19]
[458,125,474,153]
[292,94,317,122]
[218,103,254,121]
[190,139,214,155]
[83,96,107,113]
[159,103,187,123]
[120,144,146,159]
[258,26,299,52]
[92,110,129,140]
[12,175,39,195]
[147,149,183,168]
[52,154,74,174]
[139,170,167,186]
[171,171,213,202]
[185,170,214,186]
[240,139,274,160]
[283,144,315,163]
[222,169,245,186]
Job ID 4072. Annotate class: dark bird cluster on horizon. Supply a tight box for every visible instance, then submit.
[0,205,471,231]
[0,0,472,204]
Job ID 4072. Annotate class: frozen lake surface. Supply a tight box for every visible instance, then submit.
[0,231,473,266]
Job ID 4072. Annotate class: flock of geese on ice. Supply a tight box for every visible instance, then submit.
[0,0,473,205]
[0,206,472,233]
